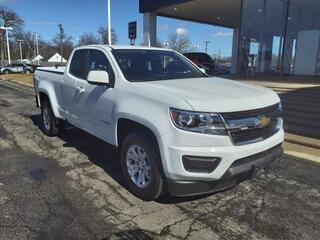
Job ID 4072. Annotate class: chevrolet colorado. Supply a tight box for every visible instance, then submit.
[34,45,284,200]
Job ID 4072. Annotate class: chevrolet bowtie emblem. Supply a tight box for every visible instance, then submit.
[258,116,271,127]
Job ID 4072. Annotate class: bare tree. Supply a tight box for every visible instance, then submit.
[0,6,24,63]
[98,27,118,44]
[11,31,33,60]
[52,32,74,60]
[168,33,192,53]
[77,32,99,46]
[38,39,56,61]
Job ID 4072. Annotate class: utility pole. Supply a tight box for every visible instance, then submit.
[218,48,221,66]
[58,24,64,63]
[107,0,112,45]
[1,26,13,64]
[34,33,39,65]
[204,41,210,54]
[27,45,31,60]
[17,39,24,62]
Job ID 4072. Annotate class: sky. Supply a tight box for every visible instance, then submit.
[1,0,233,57]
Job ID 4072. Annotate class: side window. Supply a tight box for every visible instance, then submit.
[83,50,115,82]
[69,50,86,79]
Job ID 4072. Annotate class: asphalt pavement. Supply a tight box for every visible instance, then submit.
[0,80,319,240]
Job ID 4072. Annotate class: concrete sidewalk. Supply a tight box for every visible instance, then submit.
[245,80,320,90]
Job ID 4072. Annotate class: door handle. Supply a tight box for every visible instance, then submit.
[76,86,85,93]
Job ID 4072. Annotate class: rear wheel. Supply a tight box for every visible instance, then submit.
[25,70,31,74]
[120,130,166,201]
[4,70,9,74]
[41,100,61,136]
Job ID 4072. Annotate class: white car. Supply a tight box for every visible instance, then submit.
[34,45,284,200]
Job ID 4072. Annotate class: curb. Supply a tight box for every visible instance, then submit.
[1,78,33,88]
[285,134,320,149]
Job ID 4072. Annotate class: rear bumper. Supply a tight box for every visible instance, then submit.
[167,144,283,197]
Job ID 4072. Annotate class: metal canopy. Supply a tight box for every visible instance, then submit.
[140,0,241,28]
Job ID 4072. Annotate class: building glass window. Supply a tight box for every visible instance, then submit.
[283,0,320,76]
[239,0,287,76]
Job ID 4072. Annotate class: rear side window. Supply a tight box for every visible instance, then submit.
[69,49,86,79]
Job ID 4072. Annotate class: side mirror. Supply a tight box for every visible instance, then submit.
[199,68,207,74]
[87,70,110,86]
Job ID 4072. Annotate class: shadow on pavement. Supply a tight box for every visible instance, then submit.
[102,229,154,240]
[30,114,126,188]
[279,86,320,139]
[30,114,214,203]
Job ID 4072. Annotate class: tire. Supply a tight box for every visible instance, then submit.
[120,130,166,201]
[4,70,9,74]
[25,70,30,74]
[41,100,61,136]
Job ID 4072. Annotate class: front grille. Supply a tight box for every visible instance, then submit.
[222,104,281,145]
[222,104,279,120]
[229,122,278,145]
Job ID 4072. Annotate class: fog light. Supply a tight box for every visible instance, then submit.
[182,156,221,173]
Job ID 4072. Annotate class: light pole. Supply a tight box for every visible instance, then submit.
[1,26,13,64]
[107,0,112,45]
[17,39,25,62]
[161,42,169,48]
[204,41,210,53]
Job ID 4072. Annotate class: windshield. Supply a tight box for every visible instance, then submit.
[112,49,207,82]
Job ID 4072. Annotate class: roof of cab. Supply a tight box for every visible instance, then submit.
[76,44,173,51]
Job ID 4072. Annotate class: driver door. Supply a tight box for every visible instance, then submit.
[73,49,116,142]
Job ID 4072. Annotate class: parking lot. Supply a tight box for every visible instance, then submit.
[0,80,319,240]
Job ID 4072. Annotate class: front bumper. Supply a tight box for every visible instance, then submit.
[167,143,283,197]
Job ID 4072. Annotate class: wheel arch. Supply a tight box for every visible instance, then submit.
[36,87,62,119]
[116,118,160,150]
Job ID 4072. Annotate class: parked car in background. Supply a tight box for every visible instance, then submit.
[25,64,36,73]
[184,52,231,76]
[0,63,33,74]
[183,52,216,75]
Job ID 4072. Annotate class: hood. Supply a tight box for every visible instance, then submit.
[138,77,280,113]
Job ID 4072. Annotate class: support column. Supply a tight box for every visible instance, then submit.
[231,28,240,74]
[143,12,157,47]
[282,36,294,74]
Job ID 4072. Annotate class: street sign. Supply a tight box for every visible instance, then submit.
[128,21,137,44]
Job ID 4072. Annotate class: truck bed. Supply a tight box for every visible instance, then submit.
[36,66,65,75]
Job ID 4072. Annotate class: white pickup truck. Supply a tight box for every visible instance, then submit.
[34,45,284,200]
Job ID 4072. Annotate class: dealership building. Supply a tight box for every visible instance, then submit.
[140,0,320,77]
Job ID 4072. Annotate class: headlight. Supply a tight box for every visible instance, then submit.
[169,108,227,135]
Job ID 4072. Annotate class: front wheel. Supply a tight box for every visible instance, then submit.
[120,130,166,201]
[41,100,61,136]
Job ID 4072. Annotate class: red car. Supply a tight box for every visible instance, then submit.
[183,52,215,75]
